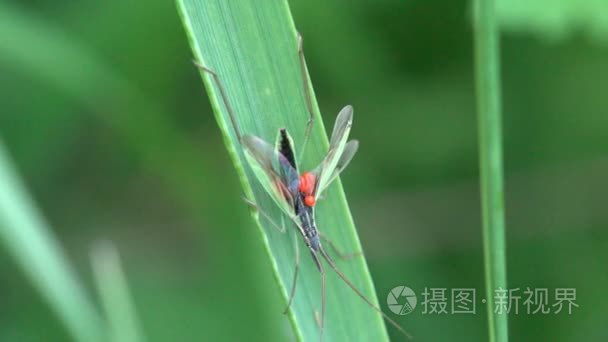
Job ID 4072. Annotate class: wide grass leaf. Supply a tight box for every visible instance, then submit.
[176,1,394,340]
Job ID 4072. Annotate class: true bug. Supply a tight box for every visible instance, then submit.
[195,33,410,340]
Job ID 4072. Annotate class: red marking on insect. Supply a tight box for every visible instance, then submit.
[299,172,316,207]
[304,195,316,207]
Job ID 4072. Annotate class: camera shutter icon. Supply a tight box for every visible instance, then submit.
[387,286,417,315]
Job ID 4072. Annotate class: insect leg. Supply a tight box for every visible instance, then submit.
[318,231,363,261]
[193,61,243,142]
[242,196,286,233]
[296,32,315,163]
[314,310,322,330]
[308,250,326,342]
[319,248,413,340]
[283,229,300,314]
[321,265,326,342]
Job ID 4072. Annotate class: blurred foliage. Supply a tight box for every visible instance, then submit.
[497,0,608,44]
[0,0,607,341]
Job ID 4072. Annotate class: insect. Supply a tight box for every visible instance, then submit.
[195,33,410,340]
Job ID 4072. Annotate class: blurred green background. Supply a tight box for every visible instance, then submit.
[1,0,607,341]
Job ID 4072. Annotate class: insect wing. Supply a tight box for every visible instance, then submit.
[322,140,358,191]
[242,135,299,217]
[313,105,354,196]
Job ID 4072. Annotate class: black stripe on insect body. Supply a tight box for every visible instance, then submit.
[278,128,297,170]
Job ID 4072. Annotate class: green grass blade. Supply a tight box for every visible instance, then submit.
[0,140,104,342]
[91,240,145,342]
[176,1,392,340]
[473,1,509,341]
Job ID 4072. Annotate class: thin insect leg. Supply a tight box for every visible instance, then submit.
[321,264,326,342]
[314,310,322,330]
[318,231,363,261]
[242,196,286,233]
[319,248,413,340]
[193,61,243,141]
[296,32,315,162]
[281,214,328,340]
[308,250,326,342]
[283,229,300,314]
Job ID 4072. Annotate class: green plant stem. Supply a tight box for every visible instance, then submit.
[473,1,509,342]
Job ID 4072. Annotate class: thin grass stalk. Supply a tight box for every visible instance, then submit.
[473,0,509,341]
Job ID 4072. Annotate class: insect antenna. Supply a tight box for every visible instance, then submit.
[296,32,315,162]
[193,61,243,142]
[319,247,413,340]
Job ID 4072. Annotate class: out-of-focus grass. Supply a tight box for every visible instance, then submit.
[91,240,144,342]
[497,0,608,43]
[0,140,104,342]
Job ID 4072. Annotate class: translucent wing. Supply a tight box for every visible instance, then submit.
[321,140,358,193]
[313,105,355,197]
[242,135,299,218]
